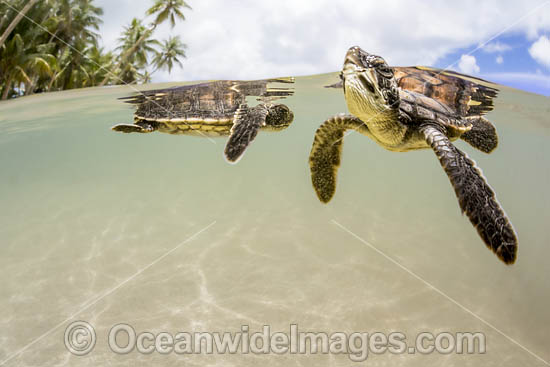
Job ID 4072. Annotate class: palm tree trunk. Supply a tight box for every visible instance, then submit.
[98,23,157,87]
[47,73,57,91]
[0,0,39,49]
[1,74,14,100]
[25,74,38,96]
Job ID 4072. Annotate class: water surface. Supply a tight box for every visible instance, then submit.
[0,74,549,366]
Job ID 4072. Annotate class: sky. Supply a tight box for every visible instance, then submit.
[95,0,550,96]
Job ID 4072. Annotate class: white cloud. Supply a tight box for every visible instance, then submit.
[458,55,480,74]
[496,55,504,64]
[482,41,512,53]
[529,35,550,68]
[94,0,550,82]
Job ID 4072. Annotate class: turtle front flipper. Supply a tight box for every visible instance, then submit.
[309,114,367,203]
[111,122,155,133]
[421,124,517,264]
[461,116,498,153]
[224,104,268,163]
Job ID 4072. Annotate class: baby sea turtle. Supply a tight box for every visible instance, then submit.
[112,78,295,163]
[309,46,517,264]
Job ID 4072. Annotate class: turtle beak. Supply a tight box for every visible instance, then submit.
[342,46,377,94]
[344,46,364,69]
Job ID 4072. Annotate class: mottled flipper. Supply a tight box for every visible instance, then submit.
[309,114,367,203]
[461,116,498,153]
[111,123,154,133]
[224,104,268,163]
[421,124,517,264]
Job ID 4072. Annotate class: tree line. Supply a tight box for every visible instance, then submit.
[0,0,190,100]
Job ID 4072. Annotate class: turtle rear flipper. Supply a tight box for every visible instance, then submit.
[461,116,498,153]
[309,114,367,203]
[224,104,268,163]
[421,124,517,264]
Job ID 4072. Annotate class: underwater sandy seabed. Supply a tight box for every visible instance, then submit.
[0,73,549,366]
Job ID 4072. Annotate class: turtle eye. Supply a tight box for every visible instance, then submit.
[372,58,386,67]
[339,72,344,81]
[359,55,370,67]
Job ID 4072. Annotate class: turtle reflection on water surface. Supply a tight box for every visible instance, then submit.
[112,78,295,163]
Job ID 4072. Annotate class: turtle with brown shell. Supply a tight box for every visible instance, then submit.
[112,78,295,163]
[309,46,517,264]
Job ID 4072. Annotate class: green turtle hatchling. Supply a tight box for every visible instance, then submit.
[112,78,295,163]
[309,46,517,264]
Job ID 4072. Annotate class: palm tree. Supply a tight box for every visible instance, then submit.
[23,37,56,95]
[44,0,103,90]
[152,35,186,73]
[46,0,102,45]
[139,70,153,84]
[115,18,160,84]
[147,0,191,28]
[46,47,71,91]
[99,0,191,86]
[0,0,39,49]
[0,1,58,97]
[81,46,114,87]
[0,33,53,99]
[0,0,192,98]
[0,34,28,99]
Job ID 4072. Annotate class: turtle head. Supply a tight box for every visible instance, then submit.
[264,104,294,131]
[341,46,399,117]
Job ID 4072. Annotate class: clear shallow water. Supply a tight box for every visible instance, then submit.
[0,74,549,366]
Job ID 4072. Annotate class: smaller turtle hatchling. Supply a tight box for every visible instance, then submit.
[112,78,295,163]
[309,46,518,264]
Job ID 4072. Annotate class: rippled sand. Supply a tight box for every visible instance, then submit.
[0,74,549,366]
